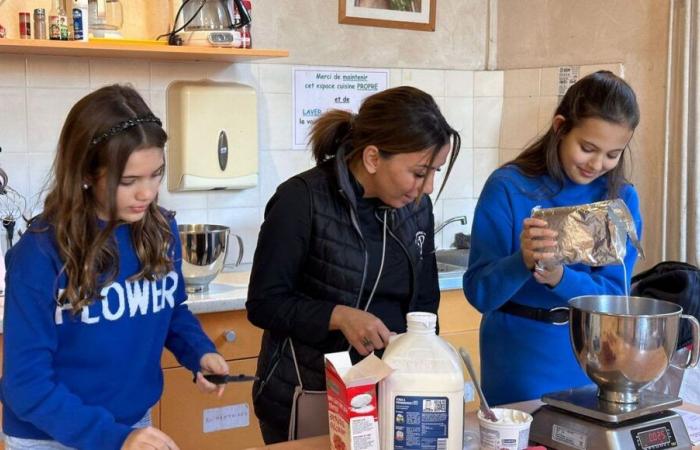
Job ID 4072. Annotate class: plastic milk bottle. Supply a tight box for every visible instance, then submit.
[379,312,464,450]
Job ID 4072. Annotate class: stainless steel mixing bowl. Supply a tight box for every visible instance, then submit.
[569,295,699,403]
[178,224,243,293]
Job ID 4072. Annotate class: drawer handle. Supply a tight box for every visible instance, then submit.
[224,330,237,342]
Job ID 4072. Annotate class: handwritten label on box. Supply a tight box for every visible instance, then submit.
[203,403,250,433]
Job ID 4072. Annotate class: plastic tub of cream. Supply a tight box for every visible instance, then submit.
[477,408,533,450]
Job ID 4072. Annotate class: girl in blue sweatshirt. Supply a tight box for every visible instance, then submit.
[1,85,229,450]
[464,71,643,405]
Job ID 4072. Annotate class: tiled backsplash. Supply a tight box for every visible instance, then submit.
[0,56,508,265]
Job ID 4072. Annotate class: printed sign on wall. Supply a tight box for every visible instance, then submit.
[293,66,389,149]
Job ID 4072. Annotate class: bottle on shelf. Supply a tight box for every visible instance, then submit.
[241,0,252,48]
[49,0,67,40]
[73,0,89,41]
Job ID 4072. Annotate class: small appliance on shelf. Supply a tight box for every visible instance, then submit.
[88,0,123,38]
[168,0,250,47]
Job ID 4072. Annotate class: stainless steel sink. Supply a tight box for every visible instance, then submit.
[435,249,469,279]
[436,249,469,269]
[437,261,465,273]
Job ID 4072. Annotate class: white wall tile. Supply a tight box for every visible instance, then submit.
[149,90,167,125]
[0,55,26,87]
[538,96,559,132]
[158,169,208,211]
[445,70,474,97]
[401,69,445,99]
[540,67,559,97]
[207,185,260,209]
[259,64,291,93]
[500,97,539,149]
[259,149,315,205]
[26,88,89,154]
[473,97,502,148]
[580,63,622,77]
[440,148,474,200]
[0,88,27,153]
[499,148,521,165]
[389,69,402,88]
[474,71,503,97]
[258,93,292,150]
[27,56,89,88]
[90,59,150,90]
[0,153,30,207]
[171,208,208,226]
[207,207,261,265]
[27,152,54,213]
[444,97,474,149]
[208,62,260,90]
[504,68,540,97]
[150,61,213,90]
[473,148,499,195]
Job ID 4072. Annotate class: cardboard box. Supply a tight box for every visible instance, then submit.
[325,352,393,450]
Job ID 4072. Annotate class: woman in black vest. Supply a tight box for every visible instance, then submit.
[246,86,461,443]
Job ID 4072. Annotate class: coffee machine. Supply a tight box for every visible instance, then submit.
[529,295,700,450]
[168,0,250,47]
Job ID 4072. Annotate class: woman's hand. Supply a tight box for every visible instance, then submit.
[520,218,558,270]
[122,427,180,450]
[196,352,229,397]
[533,264,564,287]
[330,305,391,356]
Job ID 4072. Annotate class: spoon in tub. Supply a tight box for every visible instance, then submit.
[459,347,498,422]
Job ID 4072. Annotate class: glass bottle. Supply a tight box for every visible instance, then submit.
[49,0,67,40]
[241,0,252,48]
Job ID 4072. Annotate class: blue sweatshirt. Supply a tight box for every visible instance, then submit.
[1,218,217,450]
[463,165,643,405]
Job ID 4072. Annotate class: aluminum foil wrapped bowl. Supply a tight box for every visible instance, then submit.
[178,224,243,293]
[569,295,699,404]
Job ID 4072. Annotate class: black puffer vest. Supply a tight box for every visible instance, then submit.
[252,149,433,433]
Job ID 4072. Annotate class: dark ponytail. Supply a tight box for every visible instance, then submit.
[306,86,461,198]
[309,109,354,165]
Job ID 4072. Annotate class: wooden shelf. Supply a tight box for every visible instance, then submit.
[0,38,288,62]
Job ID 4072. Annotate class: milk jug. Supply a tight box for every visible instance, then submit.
[379,312,464,450]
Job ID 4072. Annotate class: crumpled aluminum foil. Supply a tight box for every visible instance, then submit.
[531,199,644,267]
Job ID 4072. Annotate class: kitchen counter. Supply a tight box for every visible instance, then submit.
[0,270,464,333]
[244,400,700,449]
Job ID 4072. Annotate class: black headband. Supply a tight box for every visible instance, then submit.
[90,114,163,147]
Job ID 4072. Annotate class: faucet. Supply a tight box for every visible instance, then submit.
[434,216,467,235]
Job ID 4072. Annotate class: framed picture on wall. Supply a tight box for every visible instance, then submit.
[338,0,436,31]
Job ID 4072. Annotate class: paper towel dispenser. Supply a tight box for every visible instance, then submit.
[166,80,258,191]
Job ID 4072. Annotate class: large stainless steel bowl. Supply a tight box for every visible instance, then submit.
[178,224,243,293]
[569,295,699,403]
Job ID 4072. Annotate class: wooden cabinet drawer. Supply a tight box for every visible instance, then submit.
[441,330,481,413]
[160,357,263,450]
[438,290,482,334]
[162,310,263,368]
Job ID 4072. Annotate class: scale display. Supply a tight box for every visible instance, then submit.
[631,422,677,450]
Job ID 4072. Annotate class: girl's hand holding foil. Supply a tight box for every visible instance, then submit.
[520,218,559,270]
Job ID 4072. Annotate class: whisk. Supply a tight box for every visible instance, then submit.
[0,168,27,250]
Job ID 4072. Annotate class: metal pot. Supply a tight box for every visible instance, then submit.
[569,295,700,403]
[178,224,244,293]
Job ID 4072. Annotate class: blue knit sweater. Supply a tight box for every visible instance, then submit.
[1,218,216,449]
[463,165,643,405]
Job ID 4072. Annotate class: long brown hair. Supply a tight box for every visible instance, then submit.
[39,84,173,312]
[508,70,640,198]
[308,86,461,198]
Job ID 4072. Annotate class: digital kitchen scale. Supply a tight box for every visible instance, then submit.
[530,385,692,450]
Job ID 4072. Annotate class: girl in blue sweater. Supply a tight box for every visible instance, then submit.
[1,85,229,450]
[464,71,643,405]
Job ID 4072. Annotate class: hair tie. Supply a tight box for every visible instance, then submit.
[90,114,162,147]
